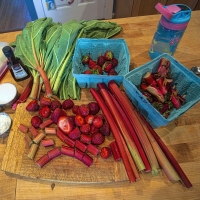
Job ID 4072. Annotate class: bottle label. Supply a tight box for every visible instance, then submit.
[11,64,28,80]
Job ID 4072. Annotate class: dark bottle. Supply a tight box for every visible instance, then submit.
[2,46,30,82]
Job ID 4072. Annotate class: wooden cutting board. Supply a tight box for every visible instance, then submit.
[1,101,129,184]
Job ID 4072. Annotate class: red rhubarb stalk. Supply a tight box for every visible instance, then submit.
[108,80,160,175]
[18,124,29,134]
[61,145,75,157]
[47,147,61,159]
[87,144,99,156]
[110,93,151,171]
[39,119,54,129]
[45,127,57,135]
[82,154,93,167]
[29,126,40,138]
[90,88,137,182]
[36,154,51,168]
[110,141,121,161]
[41,138,55,147]
[97,83,145,172]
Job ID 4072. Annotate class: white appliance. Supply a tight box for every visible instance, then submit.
[33,0,114,23]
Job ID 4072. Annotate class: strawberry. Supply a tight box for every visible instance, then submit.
[62,99,74,110]
[40,96,51,107]
[31,116,43,129]
[97,54,106,66]
[85,114,95,124]
[82,53,90,65]
[57,116,75,135]
[80,124,90,134]
[104,50,113,61]
[92,65,103,74]
[84,69,92,74]
[88,102,100,115]
[88,59,96,69]
[111,57,118,67]
[102,62,113,73]
[90,125,99,134]
[68,127,81,140]
[79,104,90,117]
[99,122,110,136]
[80,134,91,144]
[50,100,62,111]
[26,99,40,112]
[108,69,118,75]
[72,105,80,115]
[91,132,105,145]
[39,106,51,119]
[100,147,112,159]
[51,107,66,124]
[95,113,105,121]
[92,116,103,128]
[75,115,85,126]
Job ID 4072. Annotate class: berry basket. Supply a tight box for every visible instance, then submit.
[123,53,200,128]
[72,38,130,88]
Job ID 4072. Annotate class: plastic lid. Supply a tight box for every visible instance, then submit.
[156,3,191,24]
[2,46,14,58]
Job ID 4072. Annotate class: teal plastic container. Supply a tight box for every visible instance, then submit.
[72,38,130,88]
[123,53,200,128]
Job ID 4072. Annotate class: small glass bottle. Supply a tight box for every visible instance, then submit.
[149,4,191,59]
[2,46,30,82]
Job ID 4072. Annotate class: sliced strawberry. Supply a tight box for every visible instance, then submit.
[26,99,40,112]
[68,127,81,140]
[85,114,95,124]
[100,147,112,159]
[90,125,99,134]
[92,116,103,128]
[75,115,85,126]
[51,107,66,124]
[40,96,51,107]
[39,106,51,119]
[57,116,75,135]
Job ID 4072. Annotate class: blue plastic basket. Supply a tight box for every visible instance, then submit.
[72,38,130,88]
[123,53,200,128]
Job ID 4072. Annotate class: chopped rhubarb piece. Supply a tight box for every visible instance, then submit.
[33,132,46,144]
[87,143,99,156]
[45,127,57,135]
[47,148,61,159]
[61,145,75,157]
[36,154,51,168]
[28,143,39,160]
[143,71,157,86]
[56,128,67,142]
[18,124,29,133]
[74,149,84,161]
[75,140,87,152]
[41,138,55,147]
[64,135,75,147]
[82,153,93,167]
[24,134,33,148]
[29,126,40,138]
[39,119,54,129]
[110,141,121,161]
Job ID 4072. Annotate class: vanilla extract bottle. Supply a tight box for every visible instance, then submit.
[2,46,30,82]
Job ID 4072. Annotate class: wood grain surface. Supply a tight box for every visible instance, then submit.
[0,11,200,200]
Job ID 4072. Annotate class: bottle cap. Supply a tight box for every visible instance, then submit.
[2,46,14,58]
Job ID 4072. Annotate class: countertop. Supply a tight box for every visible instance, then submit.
[0,11,200,200]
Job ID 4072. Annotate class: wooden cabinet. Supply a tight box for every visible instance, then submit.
[114,0,200,18]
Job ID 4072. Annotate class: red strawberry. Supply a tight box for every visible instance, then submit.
[82,53,90,65]
[92,65,103,74]
[57,116,75,134]
[102,62,113,73]
[100,147,112,159]
[26,99,40,112]
[95,113,105,121]
[80,124,90,134]
[50,100,62,111]
[99,122,110,136]
[111,57,118,67]
[91,132,105,145]
[88,102,100,115]
[39,106,51,118]
[97,54,106,66]
[79,104,90,117]
[90,125,99,134]
[85,114,95,124]
[31,116,43,129]
[51,107,66,124]
[80,134,91,144]
[72,105,80,115]
[104,50,113,61]
[84,69,92,74]
[92,116,103,128]
[75,115,85,126]
[68,127,81,140]
[40,96,51,107]
[108,69,118,75]
[88,59,96,69]
[62,99,74,110]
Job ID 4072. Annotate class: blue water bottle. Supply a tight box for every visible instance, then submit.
[149,3,191,59]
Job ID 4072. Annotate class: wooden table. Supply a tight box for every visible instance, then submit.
[0,11,200,200]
